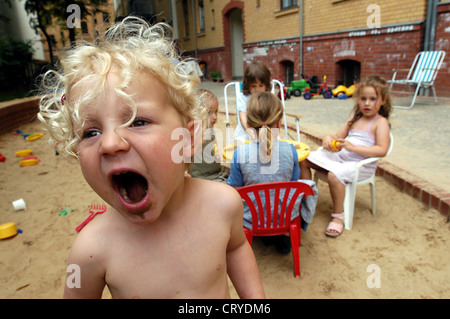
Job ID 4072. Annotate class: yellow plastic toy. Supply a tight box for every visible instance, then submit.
[331,140,342,151]
[0,222,18,239]
[16,149,32,157]
[20,158,39,166]
[332,83,355,97]
[25,133,43,141]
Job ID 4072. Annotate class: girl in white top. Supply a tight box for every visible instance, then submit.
[234,61,272,142]
[300,75,392,237]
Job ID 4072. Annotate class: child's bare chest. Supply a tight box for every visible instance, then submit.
[352,117,378,135]
[104,221,229,298]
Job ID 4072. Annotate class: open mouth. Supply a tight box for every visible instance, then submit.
[112,171,148,204]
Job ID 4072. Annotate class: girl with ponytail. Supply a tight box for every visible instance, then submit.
[227,92,303,254]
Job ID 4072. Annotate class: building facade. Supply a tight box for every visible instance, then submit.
[41,0,116,62]
[40,0,449,96]
[161,0,449,96]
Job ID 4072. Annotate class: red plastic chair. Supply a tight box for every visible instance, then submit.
[237,181,314,277]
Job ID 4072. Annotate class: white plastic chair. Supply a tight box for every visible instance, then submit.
[388,51,445,110]
[313,132,394,230]
[223,79,301,145]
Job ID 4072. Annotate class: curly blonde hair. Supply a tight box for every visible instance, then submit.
[38,16,206,157]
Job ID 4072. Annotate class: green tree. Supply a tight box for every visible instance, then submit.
[0,36,34,98]
[0,0,12,23]
[23,0,106,67]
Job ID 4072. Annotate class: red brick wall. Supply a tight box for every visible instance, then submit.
[301,24,424,87]
[183,7,450,96]
[242,38,301,83]
[194,46,229,81]
[435,3,450,96]
[0,97,41,135]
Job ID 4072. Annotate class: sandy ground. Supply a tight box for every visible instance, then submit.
[0,114,449,299]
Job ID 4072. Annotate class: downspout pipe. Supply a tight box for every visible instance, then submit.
[191,0,198,59]
[299,0,303,77]
[170,0,179,40]
[424,0,438,51]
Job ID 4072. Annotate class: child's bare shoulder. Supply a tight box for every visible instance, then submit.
[69,211,118,261]
[186,177,243,213]
[376,115,389,125]
[374,115,390,131]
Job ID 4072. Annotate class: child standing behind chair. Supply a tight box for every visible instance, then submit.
[228,92,317,254]
[300,75,392,237]
[234,61,272,142]
[38,17,264,299]
[188,89,229,182]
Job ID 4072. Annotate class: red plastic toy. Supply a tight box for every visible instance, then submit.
[303,74,332,100]
[274,77,291,100]
[76,203,107,232]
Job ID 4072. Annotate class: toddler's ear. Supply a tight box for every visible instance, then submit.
[183,120,202,158]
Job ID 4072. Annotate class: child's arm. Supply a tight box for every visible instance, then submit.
[63,232,106,298]
[289,143,300,180]
[227,150,244,187]
[237,92,249,132]
[226,190,265,299]
[323,123,351,151]
[239,111,249,131]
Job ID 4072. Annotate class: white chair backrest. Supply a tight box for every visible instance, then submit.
[223,79,289,144]
[386,132,394,157]
[410,51,445,83]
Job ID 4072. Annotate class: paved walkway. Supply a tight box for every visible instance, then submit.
[198,80,450,218]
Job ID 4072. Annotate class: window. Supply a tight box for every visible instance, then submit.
[280,0,298,10]
[198,0,205,33]
[102,12,109,24]
[60,31,65,47]
[81,21,88,34]
[183,0,189,37]
[211,8,216,30]
[49,35,56,46]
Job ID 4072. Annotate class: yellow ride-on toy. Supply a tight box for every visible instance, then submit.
[332,78,357,97]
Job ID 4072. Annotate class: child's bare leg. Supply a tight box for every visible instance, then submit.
[300,159,326,180]
[327,172,345,235]
[328,172,345,212]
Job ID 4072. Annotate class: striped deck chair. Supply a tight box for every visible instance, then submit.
[388,51,446,110]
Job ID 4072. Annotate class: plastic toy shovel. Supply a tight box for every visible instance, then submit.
[76,204,107,232]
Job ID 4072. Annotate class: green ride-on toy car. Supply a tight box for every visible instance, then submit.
[288,79,309,97]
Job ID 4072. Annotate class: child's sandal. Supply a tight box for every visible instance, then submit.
[325,213,344,237]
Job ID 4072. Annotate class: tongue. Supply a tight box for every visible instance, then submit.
[118,173,148,203]
[125,182,147,202]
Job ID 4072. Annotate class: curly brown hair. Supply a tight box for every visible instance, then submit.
[347,75,393,128]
